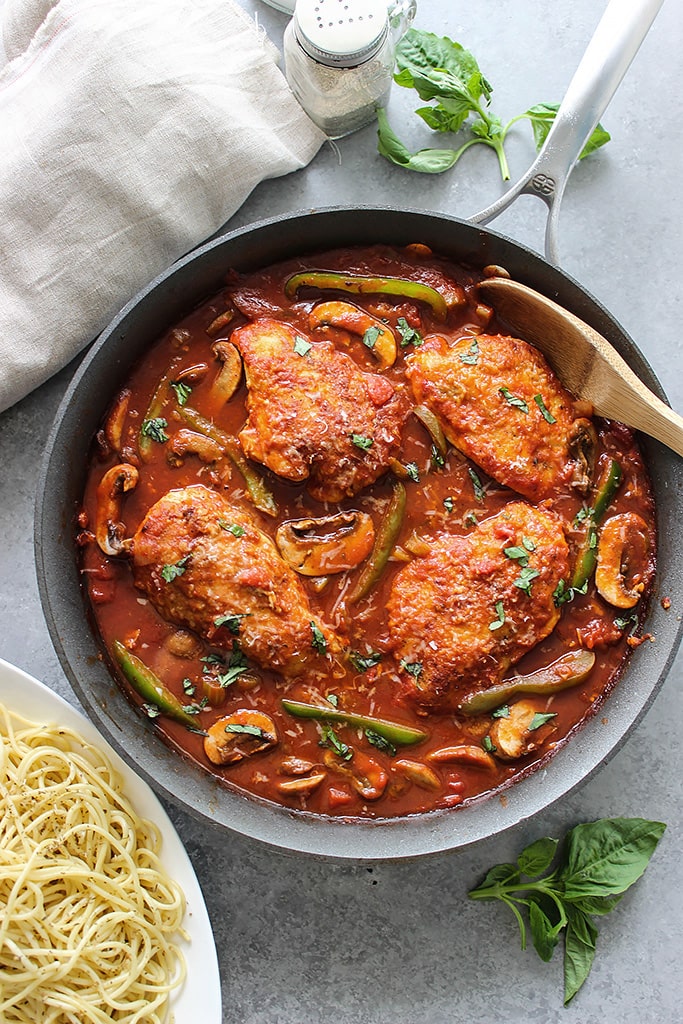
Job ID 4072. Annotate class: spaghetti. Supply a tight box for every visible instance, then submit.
[0,700,187,1023]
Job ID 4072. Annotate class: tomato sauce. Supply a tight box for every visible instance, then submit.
[78,244,656,820]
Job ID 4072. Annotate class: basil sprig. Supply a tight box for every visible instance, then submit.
[469,817,666,1004]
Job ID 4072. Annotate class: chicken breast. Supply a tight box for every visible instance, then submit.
[386,501,569,711]
[406,333,595,502]
[132,485,340,676]
[233,319,408,502]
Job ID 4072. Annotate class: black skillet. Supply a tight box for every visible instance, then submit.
[35,0,682,858]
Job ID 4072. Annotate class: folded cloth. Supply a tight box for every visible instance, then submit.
[0,0,325,412]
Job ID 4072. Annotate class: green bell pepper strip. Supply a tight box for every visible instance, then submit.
[112,641,207,733]
[138,360,182,462]
[347,481,406,603]
[459,649,596,716]
[281,698,428,747]
[284,271,448,321]
[413,404,447,457]
[571,458,622,590]
[178,405,278,517]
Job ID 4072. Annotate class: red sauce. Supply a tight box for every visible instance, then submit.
[78,244,656,820]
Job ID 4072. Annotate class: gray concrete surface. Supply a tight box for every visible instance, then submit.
[1,1,682,1021]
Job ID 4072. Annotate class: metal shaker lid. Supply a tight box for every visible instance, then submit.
[293,0,389,68]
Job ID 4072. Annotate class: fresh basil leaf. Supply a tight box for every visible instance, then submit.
[377,108,461,174]
[517,836,559,877]
[560,817,666,900]
[504,545,530,565]
[523,103,611,160]
[443,496,455,513]
[405,462,420,483]
[488,600,505,631]
[395,30,492,108]
[415,104,468,134]
[459,338,479,365]
[563,907,598,1005]
[528,896,562,963]
[469,862,521,896]
[219,521,245,537]
[431,444,445,469]
[491,704,509,719]
[566,893,625,917]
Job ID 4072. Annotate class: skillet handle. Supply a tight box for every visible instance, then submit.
[469,0,664,265]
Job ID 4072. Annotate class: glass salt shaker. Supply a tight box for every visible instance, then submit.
[283,0,417,139]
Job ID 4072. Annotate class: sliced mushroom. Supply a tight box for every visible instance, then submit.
[394,759,441,790]
[568,418,598,494]
[204,709,278,766]
[95,464,139,557]
[275,511,375,576]
[427,745,496,770]
[103,388,131,456]
[322,748,388,801]
[309,300,397,368]
[595,512,653,609]
[211,341,242,402]
[174,362,210,387]
[206,307,236,337]
[278,756,317,776]
[167,428,225,466]
[487,699,555,761]
[165,629,204,659]
[276,772,327,796]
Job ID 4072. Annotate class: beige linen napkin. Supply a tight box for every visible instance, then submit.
[0,0,324,413]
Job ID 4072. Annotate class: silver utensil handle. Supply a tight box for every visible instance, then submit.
[470,0,664,265]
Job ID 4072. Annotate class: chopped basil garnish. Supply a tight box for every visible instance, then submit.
[406,461,420,482]
[141,417,169,443]
[326,693,339,708]
[553,578,588,606]
[431,444,445,469]
[464,510,479,528]
[499,386,529,414]
[528,712,557,732]
[482,735,497,753]
[183,697,209,716]
[202,643,249,687]
[534,393,556,423]
[219,521,246,537]
[400,659,423,679]
[171,381,192,406]
[351,434,374,451]
[504,545,531,566]
[492,705,510,719]
[225,723,267,738]
[443,496,455,513]
[365,728,397,756]
[489,600,506,631]
[459,338,479,365]
[142,703,162,719]
[349,649,382,673]
[182,678,196,696]
[293,335,312,357]
[310,621,328,655]
[396,317,423,347]
[161,555,190,582]
[214,612,248,635]
[468,466,485,502]
[514,566,541,596]
[319,722,352,760]
[362,325,381,349]
[574,505,594,527]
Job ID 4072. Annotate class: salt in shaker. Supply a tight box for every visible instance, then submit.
[283,0,417,139]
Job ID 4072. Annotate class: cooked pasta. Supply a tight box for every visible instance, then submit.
[0,700,187,1023]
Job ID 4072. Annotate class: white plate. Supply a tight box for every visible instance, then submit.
[0,658,222,1024]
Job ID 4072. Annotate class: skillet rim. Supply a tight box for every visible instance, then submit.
[34,205,683,860]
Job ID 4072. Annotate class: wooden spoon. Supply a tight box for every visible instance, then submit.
[478,276,683,459]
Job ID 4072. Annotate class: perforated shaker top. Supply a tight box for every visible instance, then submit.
[294,0,389,68]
